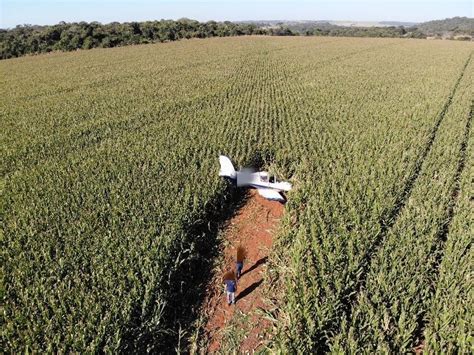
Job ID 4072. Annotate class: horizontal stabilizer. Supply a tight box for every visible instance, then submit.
[257,188,285,202]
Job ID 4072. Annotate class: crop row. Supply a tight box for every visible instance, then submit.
[2,37,473,352]
[422,101,473,352]
[327,53,472,352]
[269,45,473,352]
[3,36,367,352]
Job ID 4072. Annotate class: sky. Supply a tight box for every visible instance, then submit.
[1,0,473,29]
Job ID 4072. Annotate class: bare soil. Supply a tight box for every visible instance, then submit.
[201,189,284,353]
[414,340,425,354]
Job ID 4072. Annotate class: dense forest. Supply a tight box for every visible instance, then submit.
[289,23,421,38]
[1,17,472,59]
[0,19,271,59]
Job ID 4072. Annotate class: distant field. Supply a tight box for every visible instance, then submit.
[2,36,473,352]
[328,20,413,27]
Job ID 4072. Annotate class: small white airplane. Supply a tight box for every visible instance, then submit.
[218,155,292,202]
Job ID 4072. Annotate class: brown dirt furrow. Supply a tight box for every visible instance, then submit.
[202,189,284,353]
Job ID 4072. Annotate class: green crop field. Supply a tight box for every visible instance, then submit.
[2,36,473,353]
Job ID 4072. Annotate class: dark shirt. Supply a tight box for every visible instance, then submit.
[225,279,236,292]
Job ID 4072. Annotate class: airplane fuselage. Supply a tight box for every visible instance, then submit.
[218,155,292,201]
[235,171,292,192]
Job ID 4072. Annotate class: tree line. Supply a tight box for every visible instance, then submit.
[0,19,292,59]
[298,24,423,38]
[1,17,472,60]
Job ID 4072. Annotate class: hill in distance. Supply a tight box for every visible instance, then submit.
[415,16,474,36]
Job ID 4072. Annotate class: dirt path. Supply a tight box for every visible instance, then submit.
[201,190,284,353]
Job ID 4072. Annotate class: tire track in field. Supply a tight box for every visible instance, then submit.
[335,51,473,337]
[435,100,473,252]
[412,98,473,351]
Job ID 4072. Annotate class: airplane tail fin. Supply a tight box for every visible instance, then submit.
[219,155,237,179]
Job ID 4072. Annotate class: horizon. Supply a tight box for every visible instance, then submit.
[1,16,471,31]
[1,0,472,29]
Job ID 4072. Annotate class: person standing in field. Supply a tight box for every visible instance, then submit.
[223,271,237,305]
[236,245,247,279]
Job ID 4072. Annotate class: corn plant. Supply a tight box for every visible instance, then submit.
[1,36,473,352]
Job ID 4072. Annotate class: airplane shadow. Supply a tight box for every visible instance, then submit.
[236,279,263,302]
[240,256,268,278]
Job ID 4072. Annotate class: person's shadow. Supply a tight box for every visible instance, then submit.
[236,279,263,301]
[240,256,268,278]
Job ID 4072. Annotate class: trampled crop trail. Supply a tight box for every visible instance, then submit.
[199,190,284,353]
[336,51,473,334]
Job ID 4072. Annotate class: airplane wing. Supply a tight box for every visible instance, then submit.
[257,188,285,202]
